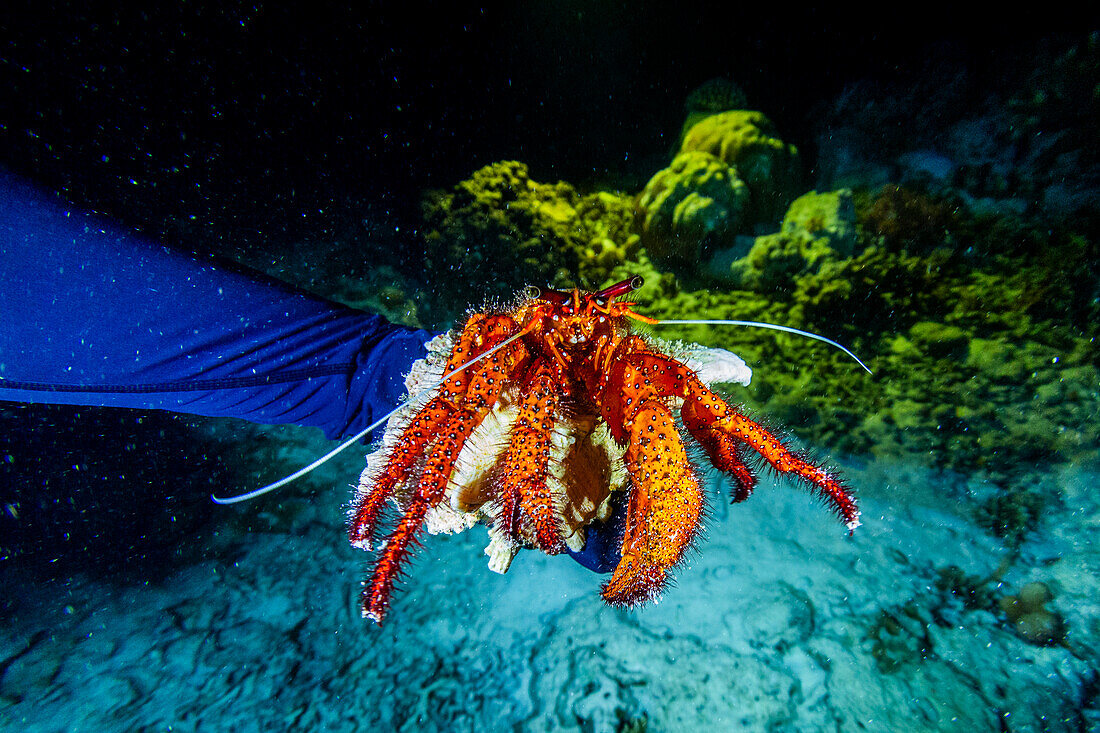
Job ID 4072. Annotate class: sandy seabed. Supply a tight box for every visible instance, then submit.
[2,423,1097,733]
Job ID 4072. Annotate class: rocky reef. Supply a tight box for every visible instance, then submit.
[627,187,1098,486]
[419,160,638,319]
[635,150,749,273]
[678,110,802,225]
[417,68,1099,553]
[727,188,859,291]
[636,102,803,277]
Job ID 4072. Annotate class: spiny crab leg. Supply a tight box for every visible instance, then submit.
[348,315,494,548]
[683,394,861,531]
[348,395,452,549]
[363,410,478,622]
[595,335,859,605]
[349,314,530,547]
[492,361,566,553]
[623,343,860,531]
[592,336,706,605]
[352,315,528,622]
[600,400,703,606]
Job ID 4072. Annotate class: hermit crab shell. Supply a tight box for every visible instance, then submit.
[358,331,751,574]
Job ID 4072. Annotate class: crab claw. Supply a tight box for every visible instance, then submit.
[601,402,703,606]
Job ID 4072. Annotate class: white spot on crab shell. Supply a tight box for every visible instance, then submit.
[353,331,454,509]
[405,332,454,395]
[689,347,752,387]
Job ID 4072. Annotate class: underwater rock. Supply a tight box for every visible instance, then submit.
[897,149,957,183]
[685,77,749,116]
[932,564,999,625]
[728,230,828,292]
[816,37,1099,220]
[974,488,1045,547]
[679,110,802,225]
[999,581,1067,647]
[857,184,961,254]
[334,265,422,328]
[964,337,1030,384]
[907,321,969,360]
[727,189,858,291]
[420,160,638,309]
[679,77,750,147]
[869,600,936,673]
[573,190,642,286]
[636,150,749,274]
[779,189,858,256]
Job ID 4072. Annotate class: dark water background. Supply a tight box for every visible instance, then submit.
[2,6,1098,731]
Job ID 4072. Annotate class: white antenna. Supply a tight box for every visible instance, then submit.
[654,319,873,375]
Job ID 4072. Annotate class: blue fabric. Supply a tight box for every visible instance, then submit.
[0,170,434,440]
[565,491,626,573]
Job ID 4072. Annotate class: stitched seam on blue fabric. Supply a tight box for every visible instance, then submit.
[0,364,352,394]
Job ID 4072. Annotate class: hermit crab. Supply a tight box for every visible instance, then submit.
[346,277,862,623]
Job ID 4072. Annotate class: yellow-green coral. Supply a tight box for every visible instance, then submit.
[680,78,750,146]
[421,161,638,317]
[635,151,749,272]
[728,189,859,291]
[637,108,804,280]
[684,78,749,115]
[617,187,1099,488]
[574,191,641,285]
[780,189,858,255]
[680,110,802,224]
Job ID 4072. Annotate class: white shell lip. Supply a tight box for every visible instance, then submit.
[682,346,752,387]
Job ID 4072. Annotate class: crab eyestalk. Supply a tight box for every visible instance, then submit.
[526,276,644,306]
[596,276,644,301]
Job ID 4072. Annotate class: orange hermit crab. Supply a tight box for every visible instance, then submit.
[347,276,862,623]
